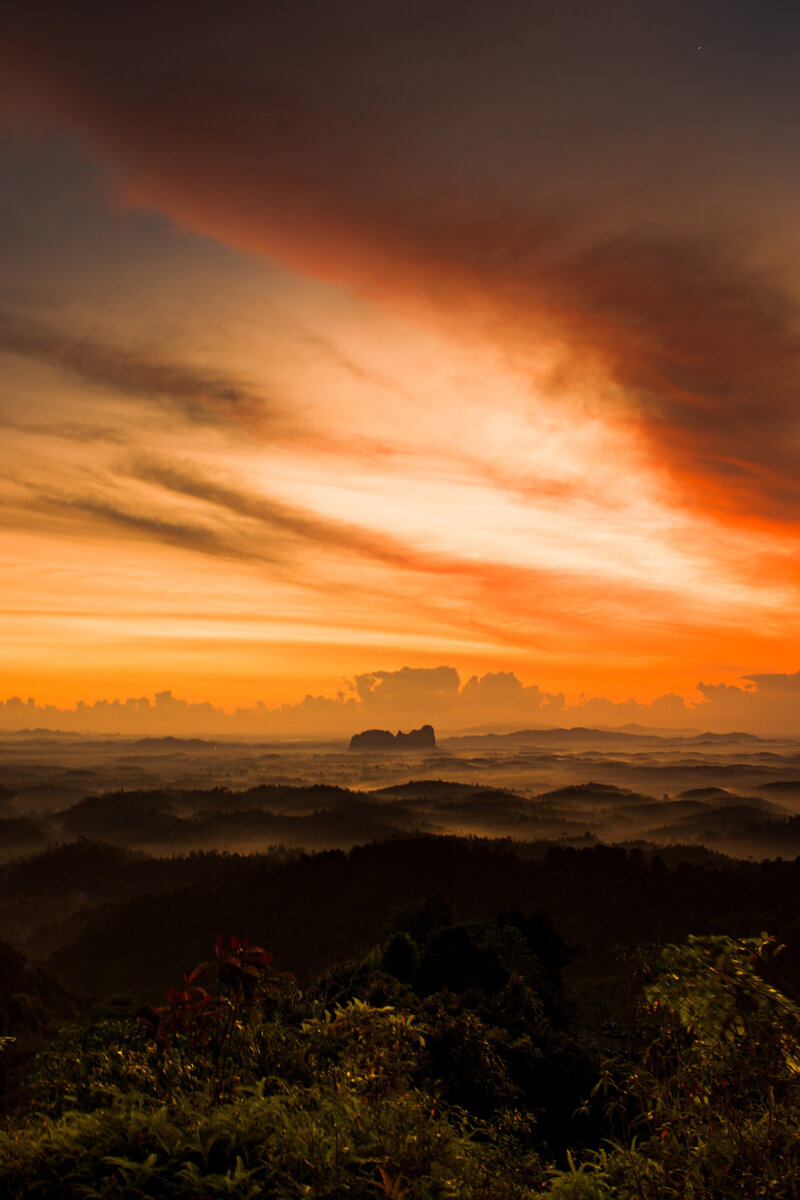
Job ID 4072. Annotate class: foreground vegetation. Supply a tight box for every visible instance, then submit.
[3,885,800,1197]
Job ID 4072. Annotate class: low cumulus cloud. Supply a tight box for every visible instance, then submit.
[3,667,800,737]
[352,666,462,722]
[459,671,565,725]
[691,674,800,736]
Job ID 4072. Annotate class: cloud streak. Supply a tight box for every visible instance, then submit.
[0,310,272,430]
[127,455,736,634]
[36,491,280,565]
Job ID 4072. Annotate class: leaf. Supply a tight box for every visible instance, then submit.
[185,962,213,986]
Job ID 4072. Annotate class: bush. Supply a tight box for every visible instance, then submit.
[548,934,800,1199]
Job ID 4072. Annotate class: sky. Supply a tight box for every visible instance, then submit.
[1,1,800,735]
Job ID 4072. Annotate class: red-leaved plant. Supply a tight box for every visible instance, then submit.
[142,935,289,1102]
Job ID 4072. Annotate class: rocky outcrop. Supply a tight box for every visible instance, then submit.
[349,724,435,751]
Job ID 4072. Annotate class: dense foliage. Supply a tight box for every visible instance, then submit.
[4,834,800,1195]
[3,908,800,1196]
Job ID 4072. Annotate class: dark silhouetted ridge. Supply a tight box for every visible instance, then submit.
[349,724,435,751]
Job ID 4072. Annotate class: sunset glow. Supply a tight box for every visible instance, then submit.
[2,2,800,735]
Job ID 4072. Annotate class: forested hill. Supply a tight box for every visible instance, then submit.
[38,835,800,1002]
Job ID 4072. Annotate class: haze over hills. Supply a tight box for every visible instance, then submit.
[3,722,800,1036]
[2,727,800,867]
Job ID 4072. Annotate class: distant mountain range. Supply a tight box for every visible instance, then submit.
[443,727,767,748]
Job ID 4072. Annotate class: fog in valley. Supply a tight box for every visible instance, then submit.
[2,724,800,974]
[4,725,800,860]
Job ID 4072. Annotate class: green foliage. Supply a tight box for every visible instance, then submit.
[0,936,546,1198]
[646,932,800,1076]
[0,1011,543,1199]
[17,1018,157,1117]
[550,933,800,1198]
[545,1149,615,1198]
[0,1083,543,1199]
[10,918,800,1199]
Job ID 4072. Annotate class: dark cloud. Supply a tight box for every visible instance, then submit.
[3,2,800,525]
[0,411,127,444]
[36,490,279,565]
[0,311,271,429]
[520,234,800,523]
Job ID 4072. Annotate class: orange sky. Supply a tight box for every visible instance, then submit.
[1,3,800,733]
